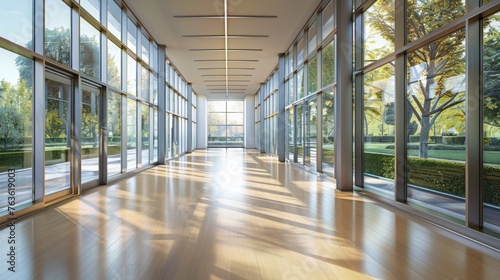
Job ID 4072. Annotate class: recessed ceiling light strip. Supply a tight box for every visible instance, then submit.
[225,0,228,98]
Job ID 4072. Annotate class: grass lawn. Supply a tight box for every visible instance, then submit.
[364,143,500,164]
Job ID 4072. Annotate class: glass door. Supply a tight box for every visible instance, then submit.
[172,115,180,157]
[81,84,100,184]
[44,72,73,200]
[304,98,318,168]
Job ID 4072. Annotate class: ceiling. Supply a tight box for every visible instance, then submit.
[125,0,322,99]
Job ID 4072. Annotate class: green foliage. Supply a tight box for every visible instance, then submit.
[483,15,500,129]
[363,152,500,206]
[364,152,395,179]
[442,136,465,145]
[45,26,71,66]
[0,107,23,151]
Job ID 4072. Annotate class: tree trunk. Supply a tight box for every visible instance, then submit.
[419,115,430,158]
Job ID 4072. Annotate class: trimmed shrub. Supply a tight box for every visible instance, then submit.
[443,136,466,145]
[364,153,394,179]
[363,152,500,206]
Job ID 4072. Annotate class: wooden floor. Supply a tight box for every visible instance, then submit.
[1,149,500,280]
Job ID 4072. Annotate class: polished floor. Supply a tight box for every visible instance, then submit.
[1,149,500,279]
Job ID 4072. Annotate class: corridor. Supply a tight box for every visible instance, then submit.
[1,149,499,279]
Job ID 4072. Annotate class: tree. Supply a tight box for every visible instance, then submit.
[0,107,23,151]
[0,79,32,151]
[366,0,466,158]
[483,15,500,130]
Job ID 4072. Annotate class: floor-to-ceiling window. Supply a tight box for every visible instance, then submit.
[483,11,500,232]
[0,48,33,211]
[208,100,244,147]
[353,0,500,243]
[0,0,191,223]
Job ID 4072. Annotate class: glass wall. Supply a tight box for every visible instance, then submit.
[482,12,500,231]
[0,0,188,221]
[208,100,244,147]
[45,0,71,66]
[363,63,395,194]
[107,92,122,177]
[0,49,33,211]
[81,87,100,183]
[277,0,335,175]
[353,0,500,242]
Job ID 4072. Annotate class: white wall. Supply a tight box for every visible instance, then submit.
[196,95,208,149]
[244,96,255,149]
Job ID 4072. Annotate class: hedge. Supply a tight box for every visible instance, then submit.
[443,136,466,145]
[364,152,500,206]
[0,146,123,172]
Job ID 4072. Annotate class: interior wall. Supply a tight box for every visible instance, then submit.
[196,95,208,149]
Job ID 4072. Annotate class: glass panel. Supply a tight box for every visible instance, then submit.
[308,21,318,54]
[407,30,466,220]
[297,69,304,100]
[141,66,149,101]
[81,88,99,183]
[322,89,334,176]
[227,126,244,147]
[152,74,158,105]
[364,0,395,66]
[322,40,335,87]
[297,38,305,65]
[227,101,244,112]
[153,109,158,162]
[152,44,158,72]
[308,56,318,94]
[322,1,334,41]
[208,113,226,125]
[80,18,101,79]
[141,33,150,64]
[45,0,71,66]
[288,108,295,161]
[482,13,500,232]
[364,63,395,194]
[45,78,71,195]
[166,114,171,159]
[127,55,136,96]
[304,99,317,167]
[107,0,121,40]
[141,104,149,166]
[289,48,295,74]
[127,99,136,171]
[127,18,137,53]
[107,92,121,177]
[227,113,244,125]
[208,101,226,112]
[295,104,303,164]
[0,49,33,210]
[80,0,100,21]
[107,39,121,89]
[0,0,33,48]
[407,0,465,43]
[289,76,295,103]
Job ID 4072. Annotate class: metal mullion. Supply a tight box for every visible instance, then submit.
[158,45,166,163]
[100,86,108,185]
[466,0,482,230]
[120,94,127,173]
[317,93,323,173]
[278,54,286,162]
[73,75,82,195]
[354,9,364,185]
[136,101,141,167]
[394,0,407,202]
